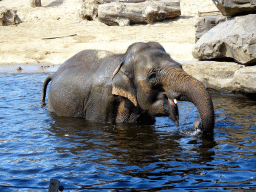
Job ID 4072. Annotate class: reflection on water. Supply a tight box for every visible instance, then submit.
[0,73,255,191]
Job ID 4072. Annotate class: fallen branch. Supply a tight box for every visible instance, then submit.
[98,0,181,25]
[42,34,77,40]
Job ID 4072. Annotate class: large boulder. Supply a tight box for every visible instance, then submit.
[98,0,181,26]
[0,7,21,26]
[181,60,256,94]
[193,14,256,65]
[195,15,227,42]
[181,61,243,91]
[212,0,256,17]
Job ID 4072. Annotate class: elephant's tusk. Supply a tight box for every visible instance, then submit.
[168,98,177,106]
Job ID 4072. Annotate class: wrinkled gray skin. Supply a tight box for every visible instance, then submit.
[41,42,214,134]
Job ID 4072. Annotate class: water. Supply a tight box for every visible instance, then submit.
[0,72,256,192]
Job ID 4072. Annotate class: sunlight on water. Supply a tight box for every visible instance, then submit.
[0,73,255,192]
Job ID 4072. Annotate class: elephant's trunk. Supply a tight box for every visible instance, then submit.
[160,65,215,134]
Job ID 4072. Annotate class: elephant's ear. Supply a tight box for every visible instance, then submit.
[112,42,152,106]
[112,66,137,106]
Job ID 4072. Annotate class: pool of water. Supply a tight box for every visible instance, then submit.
[0,72,256,192]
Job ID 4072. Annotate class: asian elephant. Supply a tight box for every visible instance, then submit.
[41,42,214,134]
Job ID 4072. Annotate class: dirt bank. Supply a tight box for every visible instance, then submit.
[0,0,218,65]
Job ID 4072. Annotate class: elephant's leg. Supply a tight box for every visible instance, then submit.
[115,97,154,123]
[116,99,131,123]
[115,98,141,123]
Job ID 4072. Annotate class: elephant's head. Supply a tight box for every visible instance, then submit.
[112,42,214,134]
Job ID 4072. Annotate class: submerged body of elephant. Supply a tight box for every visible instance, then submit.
[42,42,214,134]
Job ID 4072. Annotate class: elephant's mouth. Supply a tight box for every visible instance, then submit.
[169,98,178,105]
[148,93,179,127]
[167,97,204,130]
[167,98,179,126]
[166,93,208,132]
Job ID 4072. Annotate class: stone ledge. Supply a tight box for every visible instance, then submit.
[179,60,256,94]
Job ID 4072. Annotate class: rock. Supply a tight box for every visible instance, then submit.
[0,6,21,26]
[180,60,256,94]
[98,0,181,26]
[30,0,41,7]
[233,66,256,93]
[181,61,244,91]
[80,0,99,20]
[212,0,256,17]
[195,15,227,42]
[193,14,256,65]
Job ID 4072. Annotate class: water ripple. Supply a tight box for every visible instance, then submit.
[0,73,255,191]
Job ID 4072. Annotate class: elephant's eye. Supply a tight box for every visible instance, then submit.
[148,72,157,79]
[148,71,160,86]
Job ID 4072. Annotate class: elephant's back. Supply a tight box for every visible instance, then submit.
[55,50,122,78]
